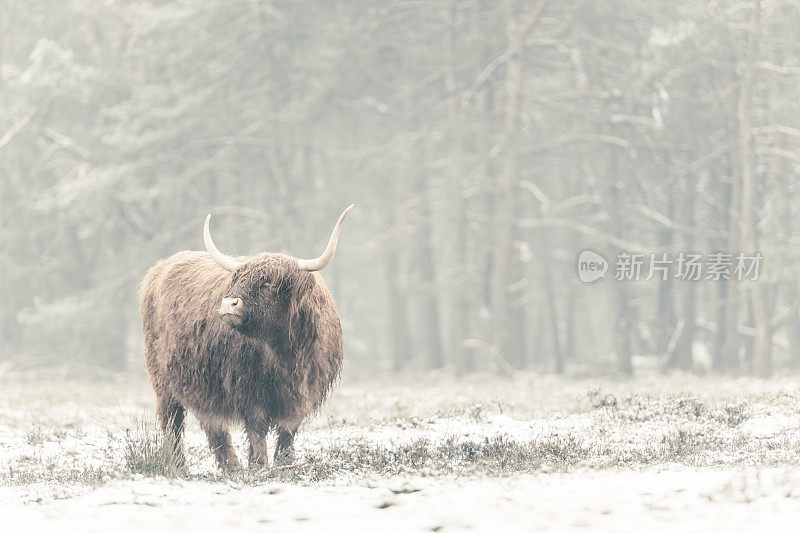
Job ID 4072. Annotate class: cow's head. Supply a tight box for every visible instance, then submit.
[203,205,353,341]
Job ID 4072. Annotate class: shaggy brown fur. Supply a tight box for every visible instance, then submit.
[139,251,343,470]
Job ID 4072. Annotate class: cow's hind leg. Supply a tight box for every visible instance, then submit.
[155,393,186,465]
[201,422,241,471]
[245,426,269,469]
[274,426,297,465]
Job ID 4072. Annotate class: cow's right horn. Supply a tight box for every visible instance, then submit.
[297,204,354,271]
[204,214,243,272]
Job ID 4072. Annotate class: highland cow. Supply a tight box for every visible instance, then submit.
[139,205,353,470]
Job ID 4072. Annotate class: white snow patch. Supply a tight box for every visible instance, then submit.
[741,413,797,438]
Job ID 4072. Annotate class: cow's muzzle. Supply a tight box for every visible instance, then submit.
[219,297,244,327]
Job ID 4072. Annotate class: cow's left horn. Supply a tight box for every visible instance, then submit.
[204,214,243,272]
[297,204,354,271]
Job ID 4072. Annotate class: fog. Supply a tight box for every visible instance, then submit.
[2,0,798,379]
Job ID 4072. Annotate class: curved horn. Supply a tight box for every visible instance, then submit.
[297,204,354,271]
[204,214,243,272]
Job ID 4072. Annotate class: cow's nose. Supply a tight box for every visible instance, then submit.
[220,297,243,316]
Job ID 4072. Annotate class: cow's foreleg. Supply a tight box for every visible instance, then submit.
[201,422,241,471]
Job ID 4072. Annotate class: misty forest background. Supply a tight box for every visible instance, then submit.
[2,0,800,379]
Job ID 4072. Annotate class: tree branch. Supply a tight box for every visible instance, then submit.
[462,0,548,101]
[753,125,800,138]
[757,146,800,163]
[517,217,646,251]
[0,113,33,151]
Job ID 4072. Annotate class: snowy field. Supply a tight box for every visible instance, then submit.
[2,373,800,531]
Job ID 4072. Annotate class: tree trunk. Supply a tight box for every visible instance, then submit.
[435,1,469,373]
[385,210,411,371]
[737,0,770,377]
[715,97,742,373]
[543,251,563,374]
[657,177,676,352]
[666,174,696,371]
[606,155,632,376]
[491,0,547,370]
[416,200,445,370]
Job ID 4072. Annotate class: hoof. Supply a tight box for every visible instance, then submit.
[249,456,269,470]
[274,450,296,467]
[218,457,243,472]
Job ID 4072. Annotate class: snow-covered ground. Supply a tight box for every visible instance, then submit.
[5,468,800,532]
[2,374,800,531]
